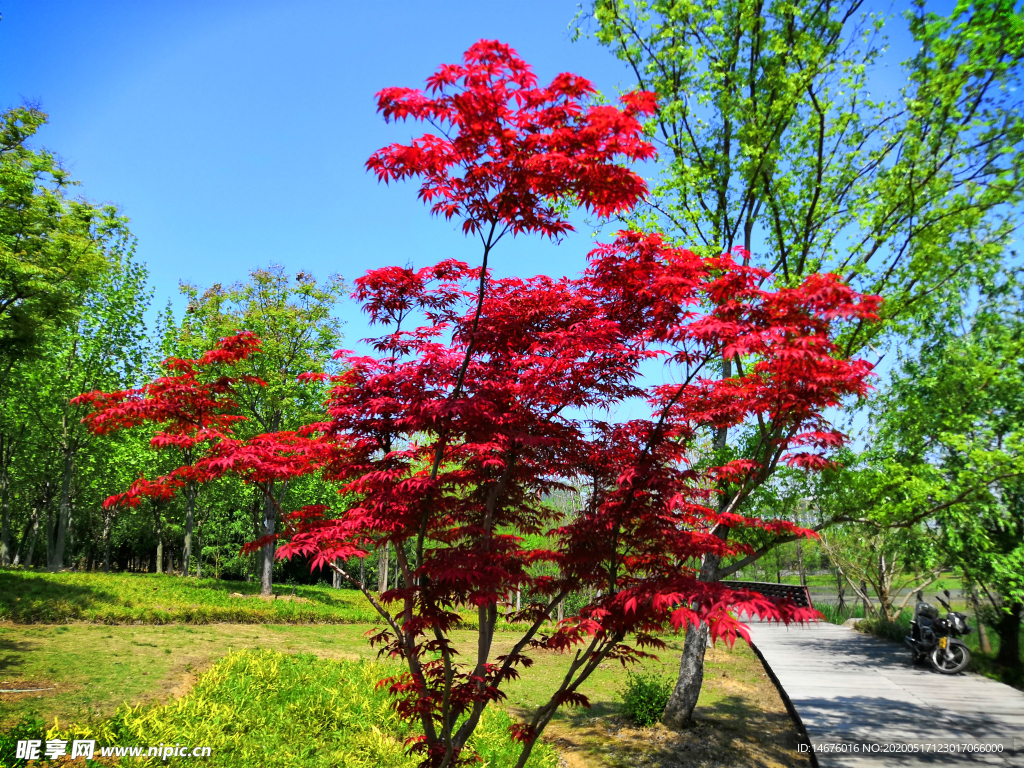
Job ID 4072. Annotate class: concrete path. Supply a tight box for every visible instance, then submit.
[746,621,1024,767]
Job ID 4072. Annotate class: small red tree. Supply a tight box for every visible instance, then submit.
[72,332,264,573]
[77,42,879,768]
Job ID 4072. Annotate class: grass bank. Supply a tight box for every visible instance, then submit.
[1,570,379,625]
[1,570,531,631]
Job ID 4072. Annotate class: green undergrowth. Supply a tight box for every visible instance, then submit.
[856,611,1024,689]
[816,603,867,624]
[619,670,673,727]
[2,650,558,768]
[1,571,524,631]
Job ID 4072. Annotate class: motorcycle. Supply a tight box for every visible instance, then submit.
[905,589,973,674]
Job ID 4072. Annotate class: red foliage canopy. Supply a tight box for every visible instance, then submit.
[76,41,880,768]
[367,39,657,239]
[72,332,264,506]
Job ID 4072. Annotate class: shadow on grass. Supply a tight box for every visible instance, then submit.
[1,570,120,623]
[0,632,35,677]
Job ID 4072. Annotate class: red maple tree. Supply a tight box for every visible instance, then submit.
[72,332,265,574]
[76,41,879,768]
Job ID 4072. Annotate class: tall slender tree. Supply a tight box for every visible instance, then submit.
[9,241,149,569]
[0,106,124,383]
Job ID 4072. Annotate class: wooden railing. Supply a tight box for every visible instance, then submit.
[722,580,814,609]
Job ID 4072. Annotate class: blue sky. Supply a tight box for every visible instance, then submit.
[1,0,645,350]
[0,1,930,332]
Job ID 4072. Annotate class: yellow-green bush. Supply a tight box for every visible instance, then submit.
[25,649,558,768]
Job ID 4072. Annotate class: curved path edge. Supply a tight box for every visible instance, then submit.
[747,632,820,768]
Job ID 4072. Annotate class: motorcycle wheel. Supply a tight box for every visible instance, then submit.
[931,640,971,674]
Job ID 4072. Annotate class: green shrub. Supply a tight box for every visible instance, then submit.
[856,613,912,643]
[0,715,46,768]
[620,670,672,727]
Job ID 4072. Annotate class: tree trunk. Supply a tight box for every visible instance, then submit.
[21,506,40,568]
[378,541,390,594]
[877,551,896,621]
[359,556,365,589]
[662,547,723,729]
[45,491,56,568]
[49,448,76,569]
[260,484,277,596]
[0,486,10,567]
[196,531,202,579]
[663,621,710,729]
[663,355,732,730]
[333,560,343,589]
[182,481,197,577]
[102,512,113,574]
[969,583,992,654]
[835,568,847,614]
[67,504,76,568]
[796,541,806,589]
[994,601,1022,671]
[0,434,11,566]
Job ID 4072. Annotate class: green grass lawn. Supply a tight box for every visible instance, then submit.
[773,572,965,593]
[1,570,380,625]
[1,648,559,768]
[1,621,802,768]
[0,621,761,730]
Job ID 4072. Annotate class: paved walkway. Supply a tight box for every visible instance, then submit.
[746,621,1024,767]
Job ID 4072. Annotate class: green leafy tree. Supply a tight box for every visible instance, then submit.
[868,281,1024,674]
[0,106,126,380]
[175,266,345,593]
[581,0,1024,725]
[6,243,150,568]
[0,105,142,566]
[819,523,941,621]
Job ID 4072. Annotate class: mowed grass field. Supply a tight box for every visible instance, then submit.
[1,570,808,768]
